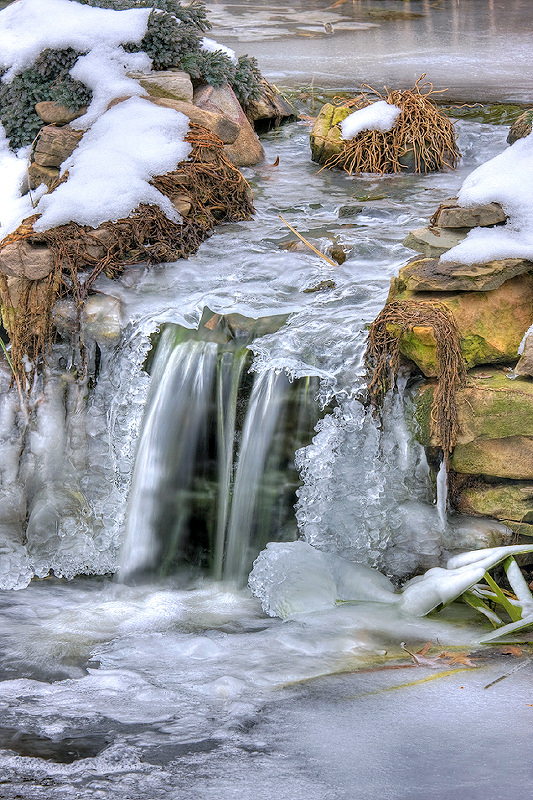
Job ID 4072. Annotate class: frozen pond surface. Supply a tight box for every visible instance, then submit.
[207,0,533,102]
[1,1,533,797]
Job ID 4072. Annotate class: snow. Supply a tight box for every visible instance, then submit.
[0,0,150,81]
[201,36,237,65]
[34,97,191,232]
[340,100,401,140]
[442,131,533,265]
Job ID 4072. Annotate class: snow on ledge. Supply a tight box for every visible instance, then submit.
[34,97,192,232]
[442,131,533,265]
[340,100,401,140]
[201,37,237,65]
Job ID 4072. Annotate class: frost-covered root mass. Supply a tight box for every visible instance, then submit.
[35,97,192,232]
[443,131,533,264]
[340,100,401,140]
[249,540,533,623]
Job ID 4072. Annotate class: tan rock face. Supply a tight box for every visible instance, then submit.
[246,79,296,127]
[35,101,86,125]
[515,333,533,377]
[133,70,194,104]
[149,97,240,144]
[391,273,533,375]
[432,199,506,229]
[33,126,83,169]
[28,163,60,191]
[451,436,533,479]
[454,481,533,523]
[0,240,54,281]
[194,83,265,167]
[395,255,533,293]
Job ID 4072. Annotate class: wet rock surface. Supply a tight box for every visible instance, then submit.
[395,255,533,293]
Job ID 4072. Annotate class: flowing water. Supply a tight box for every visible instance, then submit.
[1,2,532,797]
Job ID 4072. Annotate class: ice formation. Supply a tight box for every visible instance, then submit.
[340,100,401,140]
[442,131,533,264]
[34,97,191,231]
[249,540,533,621]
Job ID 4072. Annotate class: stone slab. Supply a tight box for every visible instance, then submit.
[35,101,86,125]
[0,240,54,281]
[132,70,194,104]
[455,481,533,523]
[451,435,533,480]
[403,226,468,258]
[148,97,240,144]
[432,198,507,228]
[395,255,533,293]
[33,126,83,169]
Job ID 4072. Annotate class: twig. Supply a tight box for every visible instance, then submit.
[278,215,337,267]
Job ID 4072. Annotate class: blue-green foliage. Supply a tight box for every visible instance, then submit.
[0,0,262,150]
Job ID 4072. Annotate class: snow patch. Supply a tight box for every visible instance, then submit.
[442,131,533,265]
[201,37,237,65]
[34,97,191,232]
[0,0,150,81]
[340,100,401,140]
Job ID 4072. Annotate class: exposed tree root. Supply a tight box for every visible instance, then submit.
[365,299,466,458]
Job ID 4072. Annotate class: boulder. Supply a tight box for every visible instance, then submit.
[246,79,297,128]
[394,255,533,293]
[148,97,240,144]
[32,125,83,169]
[131,70,194,104]
[194,83,265,167]
[515,332,533,377]
[507,108,533,145]
[0,239,54,281]
[27,163,60,192]
[35,101,86,125]
[431,198,506,229]
[451,435,533,480]
[416,368,533,446]
[390,273,533,375]
[309,103,352,164]
[454,481,533,523]
[402,226,468,258]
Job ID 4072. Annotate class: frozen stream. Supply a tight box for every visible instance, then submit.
[1,1,533,796]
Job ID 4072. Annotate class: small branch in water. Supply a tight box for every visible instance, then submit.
[278,215,337,267]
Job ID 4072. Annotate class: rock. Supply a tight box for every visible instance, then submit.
[33,125,83,169]
[148,97,240,144]
[446,515,513,551]
[303,279,336,293]
[35,101,86,125]
[194,83,265,167]
[390,273,533,375]
[416,369,533,446]
[246,79,297,129]
[27,163,60,192]
[502,520,533,538]
[402,226,468,258]
[395,255,533,293]
[309,103,352,164]
[431,198,507,229]
[507,108,533,145]
[170,194,192,217]
[454,481,533,523]
[451,436,533,480]
[338,205,363,218]
[0,240,54,281]
[515,333,533,377]
[131,70,194,104]
[81,295,122,344]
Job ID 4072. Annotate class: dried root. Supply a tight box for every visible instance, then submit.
[0,123,253,384]
[365,299,466,458]
[326,76,460,175]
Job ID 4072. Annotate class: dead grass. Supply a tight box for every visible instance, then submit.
[326,76,460,175]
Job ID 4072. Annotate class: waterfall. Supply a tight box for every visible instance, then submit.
[119,323,321,585]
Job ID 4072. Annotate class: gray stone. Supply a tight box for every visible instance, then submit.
[403,226,468,257]
[132,70,194,104]
[431,198,506,229]
[0,240,54,281]
[396,255,533,292]
[194,83,265,167]
[148,97,240,144]
[246,79,297,127]
[35,101,86,125]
